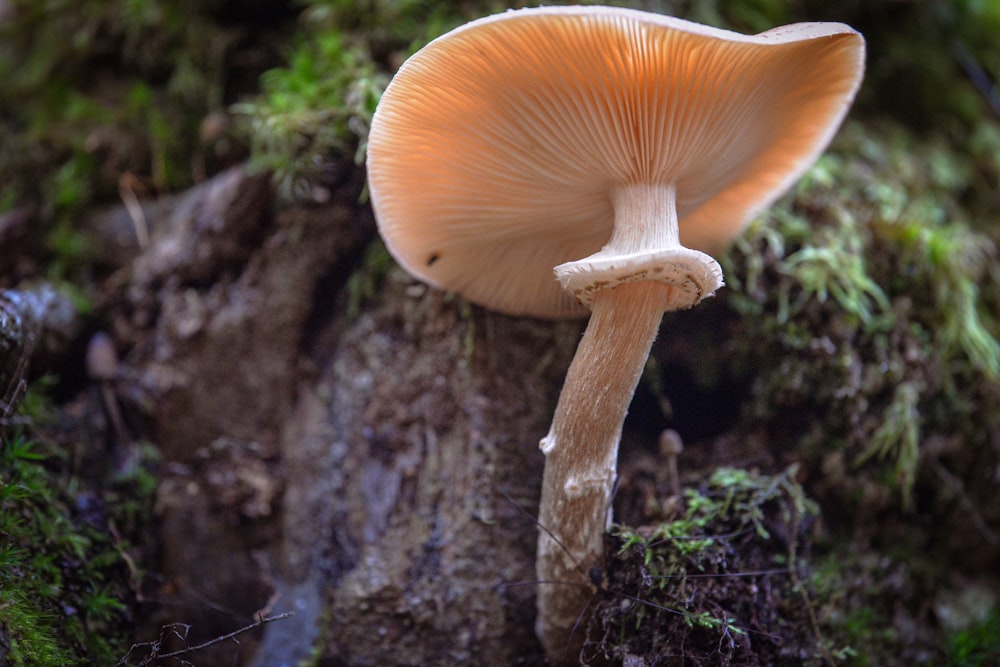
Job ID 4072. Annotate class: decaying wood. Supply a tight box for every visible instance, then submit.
[256,270,579,666]
[109,164,371,664]
[105,162,581,665]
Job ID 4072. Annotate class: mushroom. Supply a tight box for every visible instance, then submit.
[659,428,684,498]
[86,331,130,450]
[366,5,864,659]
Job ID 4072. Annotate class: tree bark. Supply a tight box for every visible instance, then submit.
[246,266,581,666]
[99,162,582,665]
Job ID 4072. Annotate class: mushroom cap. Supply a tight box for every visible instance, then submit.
[367,5,865,319]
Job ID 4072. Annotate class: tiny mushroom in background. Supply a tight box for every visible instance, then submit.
[659,428,684,498]
[366,5,864,660]
[86,331,130,447]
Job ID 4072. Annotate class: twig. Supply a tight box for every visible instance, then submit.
[119,173,150,249]
[156,612,293,660]
[930,458,999,545]
[952,39,1000,119]
[108,521,144,603]
[783,484,834,667]
[118,612,294,666]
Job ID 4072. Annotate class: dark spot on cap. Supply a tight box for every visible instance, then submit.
[427,252,441,266]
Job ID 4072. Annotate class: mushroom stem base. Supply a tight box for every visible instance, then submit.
[535,279,676,661]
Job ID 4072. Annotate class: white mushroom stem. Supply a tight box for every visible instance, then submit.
[534,279,668,655]
[535,184,722,658]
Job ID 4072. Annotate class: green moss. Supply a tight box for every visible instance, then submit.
[853,382,921,509]
[301,0,475,55]
[0,0,230,271]
[231,0,509,198]
[948,605,1000,667]
[592,467,832,665]
[233,28,388,198]
[698,117,999,663]
[0,587,74,666]
[722,119,1000,507]
[0,380,154,664]
[806,541,966,666]
[0,434,127,663]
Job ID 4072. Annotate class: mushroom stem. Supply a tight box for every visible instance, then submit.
[535,184,722,659]
[535,279,668,655]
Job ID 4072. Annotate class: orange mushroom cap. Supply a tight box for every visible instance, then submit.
[367,6,865,319]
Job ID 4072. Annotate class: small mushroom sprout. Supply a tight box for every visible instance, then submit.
[366,5,864,659]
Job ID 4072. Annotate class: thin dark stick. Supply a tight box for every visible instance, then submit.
[650,568,792,580]
[498,489,590,580]
[159,611,295,658]
[119,612,294,666]
[157,612,294,659]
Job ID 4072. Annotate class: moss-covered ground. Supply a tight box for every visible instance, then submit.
[0,385,155,665]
